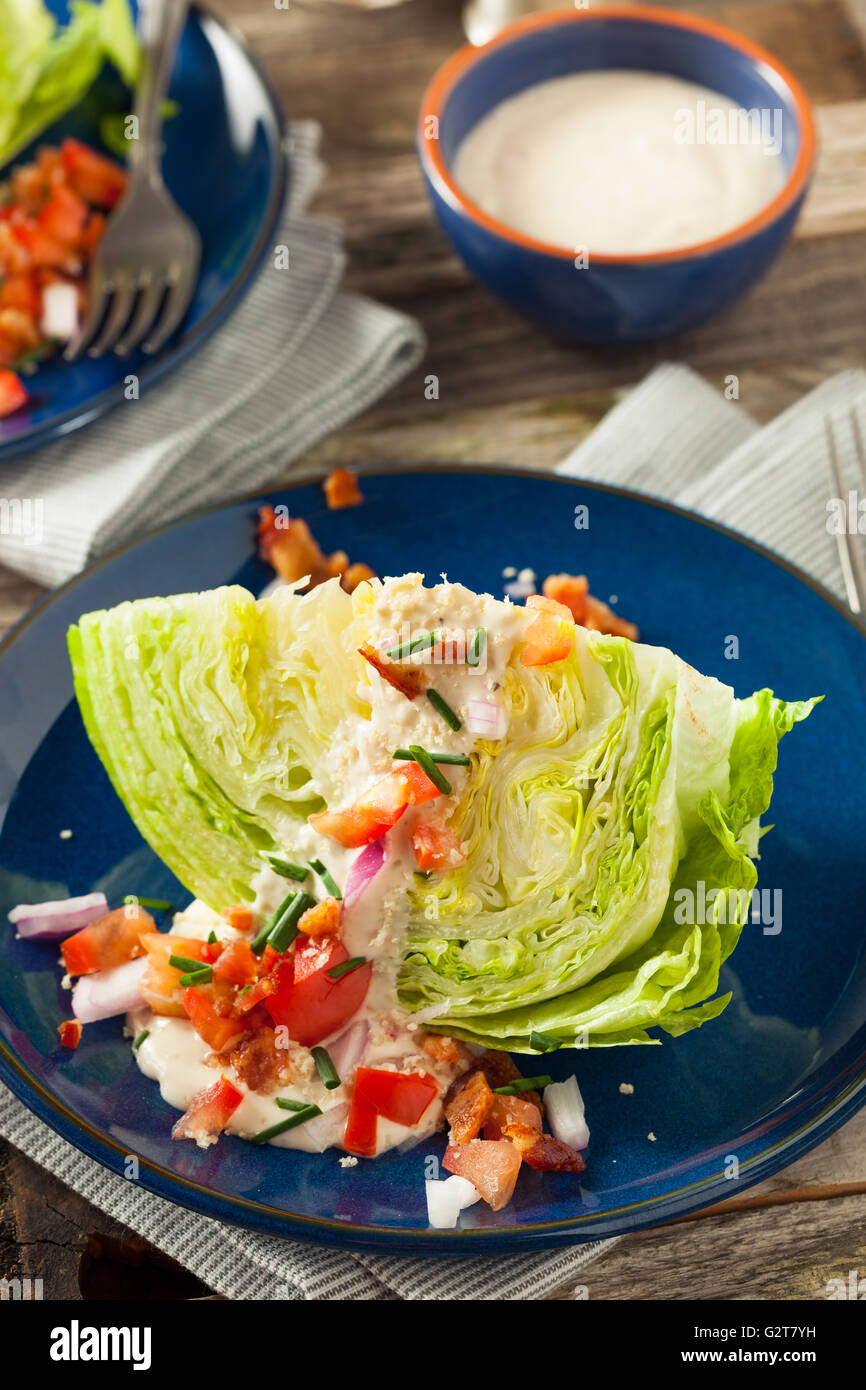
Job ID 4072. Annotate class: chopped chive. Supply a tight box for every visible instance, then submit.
[327,955,367,980]
[275,1096,311,1112]
[385,630,440,661]
[264,854,309,882]
[467,628,487,667]
[426,688,462,731]
[133,1029,149,1051]
[309,857,342,901]
[207,930,218,944]
[493,1074,553,1095]
[414,870,432,881]
[529,1030,560,1053]
[124,895,173,912]
[408,744,452,795]
[268,892,316,953]
[250,1104,323,1143]
[393,749,471,766]
[238,984,252,997]
[251,889,297,954]
[169,953,207,973]
[311,1045,341,1090]
[179,966,213,987]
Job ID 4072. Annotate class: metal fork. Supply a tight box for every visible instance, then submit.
[66,0,200,361]
[826,409,866,616]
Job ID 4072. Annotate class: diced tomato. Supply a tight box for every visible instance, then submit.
[357,642,427,699]
[222,904,256,933]
[212,938,259,987]
[344,1067,439,1157]
[341,562,376,594]
[61,906,154,977]
[445,1068,494,1143]
[542,572,638,641]
[60,139,127,209]
[265,936,371,1046]
[12,218,80,273]
[171,1076,243,1145]
[297,896,341,937]
[80,210,106,257]
[0,306,39,366]
[309,765,441,849]
[324,467,363,510]
[502,1123,586,1173]
[0,223,32,275]
[0,368,28,417]
[412,822,465,871]
[57,1019,82,1049]
[484,1094,543,1141]
[521,594,575,667]
[138,931,210,1015]
[38,183,88,245]
[183,985,248,1053]
[443,1139,523,1211]
[0,274,40,317]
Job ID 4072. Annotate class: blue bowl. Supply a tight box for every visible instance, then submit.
[418,5,816,343]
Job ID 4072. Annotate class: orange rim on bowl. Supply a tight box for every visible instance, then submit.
[418,4,817,265]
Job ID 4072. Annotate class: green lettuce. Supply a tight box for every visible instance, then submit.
[68,578,818,1053]
[0,0,138,170]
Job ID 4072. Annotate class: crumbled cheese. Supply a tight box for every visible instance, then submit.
[339,1155,358,1168]
[59,829,73,839]
[517,567,536,584]
[647,1131,657,1142]
[502,566,517,578]
[618,1082,634,1095]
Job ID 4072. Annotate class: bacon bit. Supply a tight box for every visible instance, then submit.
[229,1029,293,1093]
[445,1049,542,1112]
[358,642,427,699]
[444,1068,495,1144]
[223,904,255,933]
[234,974,278,1015]
[420,1033,468,1066]
[297,896,341,938]
[503,1122,586,1173]
[412,822,466,872]
[212,938,259,987]
[521,593,575,667]
[324,467,363,510]
[484,1094,543,1141]
[256,506,376,595]
[542,573,638,641]
[58,1019,82,1049]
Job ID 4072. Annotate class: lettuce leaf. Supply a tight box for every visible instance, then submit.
[68,576,818,1052]
[0,0,139,170]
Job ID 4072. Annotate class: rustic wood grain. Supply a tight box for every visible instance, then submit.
[2,0,865,1300]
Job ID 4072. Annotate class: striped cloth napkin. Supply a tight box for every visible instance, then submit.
[0,122,426,587]
[3,360,864,1299]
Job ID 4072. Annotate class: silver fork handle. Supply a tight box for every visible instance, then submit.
[131,0,189,181]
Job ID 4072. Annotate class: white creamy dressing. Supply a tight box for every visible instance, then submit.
[453,71,786,255]
[131,575,528,1154]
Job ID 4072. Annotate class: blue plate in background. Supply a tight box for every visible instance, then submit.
[0,467,864,1255]
[0,1,287,462]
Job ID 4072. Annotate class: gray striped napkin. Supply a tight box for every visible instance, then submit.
[0,121,426,588]
[3,361,864,1299]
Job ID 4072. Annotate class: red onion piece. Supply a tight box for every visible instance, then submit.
[325,1019,370,1078]
[467,698,507,740]
[504,579,536,599]
[9,892,109,940]
[72,957,147,1023]
[343,839,386,911]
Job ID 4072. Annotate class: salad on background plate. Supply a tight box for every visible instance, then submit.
[9,474,818,1227]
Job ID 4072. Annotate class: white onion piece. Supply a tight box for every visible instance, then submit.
[426,1179,463,1229]
[445,1174,481,1210]
[408,998,453,1025]
[504,579,536,599]
[466,698,507,740]
[343,840,386,911]
[9,892,108,940]
[40,283,79,340]
[325,1019,369,1079]
[544,1074,590,1150]
[72,957,147,1023]
[302,1102,349,1153]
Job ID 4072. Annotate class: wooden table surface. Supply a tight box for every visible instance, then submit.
[2,0,866,1301]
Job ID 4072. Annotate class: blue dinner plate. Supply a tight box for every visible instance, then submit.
[0,1,287,463]
[1,467,864,1255]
